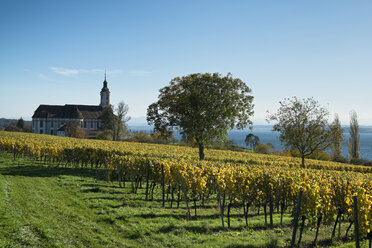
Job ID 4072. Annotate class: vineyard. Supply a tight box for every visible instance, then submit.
[0,131,371,246]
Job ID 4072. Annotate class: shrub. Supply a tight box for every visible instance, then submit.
[309,150,332,161]
[254,143,272,154]
[332,156,349,164]
[349,158,372,167]
[281,149,331,161]
[97,130,113,140]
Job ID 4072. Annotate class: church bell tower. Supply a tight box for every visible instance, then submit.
[100,73,110,107]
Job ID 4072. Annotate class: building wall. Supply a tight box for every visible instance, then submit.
[81,118,101,130]
[100,91,110,107]
[32,118,102,136]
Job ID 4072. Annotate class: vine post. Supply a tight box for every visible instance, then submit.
[145,163,150,200]
[216,186,225,229]
[353,195,360,248]
[161,164,165,208]
[179,172,191,220]
[104,156,109,181]
[290,190,303,248]
[130,163,135,193]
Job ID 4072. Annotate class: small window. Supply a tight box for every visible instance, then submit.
[40,130,43,134]
[51,121,54,128]
[91,121,93,128]
[84,121,87,128]
[40,121,43,128]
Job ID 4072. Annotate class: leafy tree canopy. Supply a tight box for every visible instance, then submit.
[329,114,344,159]
[348,110,360,160]
[245,133,260,149]
[267,97,332,168]
[147,72,254,160]
[16,118,25,129]
[100,105,116,132]
[66,121,85,138]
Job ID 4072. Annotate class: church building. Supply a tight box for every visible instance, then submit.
[32,76,111,138]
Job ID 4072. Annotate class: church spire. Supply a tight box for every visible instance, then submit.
[100,72,110,107]
[103,70,108,88]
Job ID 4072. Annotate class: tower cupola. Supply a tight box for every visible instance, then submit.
[100,73,110,107]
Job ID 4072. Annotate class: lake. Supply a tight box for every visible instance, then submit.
[128,125,372,161]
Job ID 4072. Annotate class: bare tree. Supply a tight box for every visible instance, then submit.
[114,101,131,140]
[348,110,360,160]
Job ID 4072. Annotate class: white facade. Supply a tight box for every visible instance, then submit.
[100,90,110,107]
[32,77,109,138]
[32,118,102,136]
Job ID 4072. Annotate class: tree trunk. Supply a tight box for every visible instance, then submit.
[198,144,205,160]
[301,155,305,168]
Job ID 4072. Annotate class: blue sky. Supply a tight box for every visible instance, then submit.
[1,0,372,125]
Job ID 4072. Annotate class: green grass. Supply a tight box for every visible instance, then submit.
[0,153,369,247]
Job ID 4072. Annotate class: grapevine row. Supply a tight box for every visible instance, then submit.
[1,131,371,173]
[0,131,371,239]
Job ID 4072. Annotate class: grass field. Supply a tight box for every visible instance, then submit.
[0,152,369,248]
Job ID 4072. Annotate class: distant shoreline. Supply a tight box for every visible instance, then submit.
[127,124,372,160]
[128,124,372,134]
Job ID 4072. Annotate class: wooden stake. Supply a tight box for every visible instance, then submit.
[269,197,274,227]
[161,164,165,207]
[145,163,150,200]
[290,190,303,248]
[179,172,191,220]
[216,186,225,229]
[353,196,360,248]
[313,214,322,245]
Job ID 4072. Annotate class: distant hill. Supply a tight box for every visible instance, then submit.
[0,118,32,129]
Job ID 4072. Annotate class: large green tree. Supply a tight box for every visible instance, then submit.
[267,97,332,168]
[147,73,254,160]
